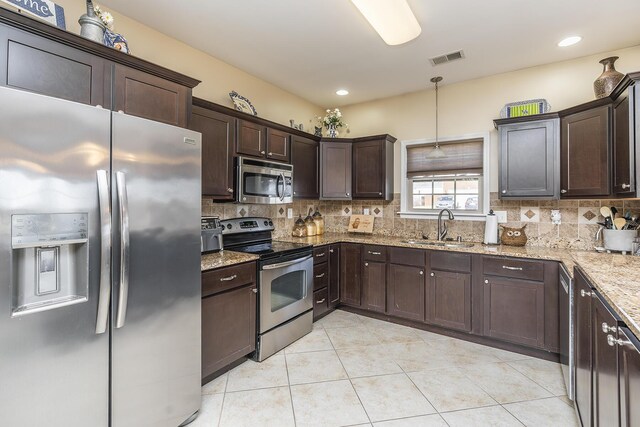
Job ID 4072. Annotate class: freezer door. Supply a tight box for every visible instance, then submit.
[111,112,202,427]
[0,87,110,426]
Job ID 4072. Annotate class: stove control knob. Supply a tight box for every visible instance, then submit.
[269,220,273,226]
[264,220,269,226]
[226,224,232,230]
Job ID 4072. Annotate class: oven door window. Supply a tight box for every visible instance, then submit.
[243,172,283,198]
[271,270,305,312]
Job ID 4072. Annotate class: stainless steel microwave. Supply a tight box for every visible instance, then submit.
[236,157,293,204]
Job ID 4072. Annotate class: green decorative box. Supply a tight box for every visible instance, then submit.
[500,99,550,118]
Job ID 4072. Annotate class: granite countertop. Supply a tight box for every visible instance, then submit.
[201,251,259,271]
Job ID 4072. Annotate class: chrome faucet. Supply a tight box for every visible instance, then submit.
[437,208,455,241]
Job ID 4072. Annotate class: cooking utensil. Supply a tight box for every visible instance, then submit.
[614,218,627,230]
[611,206,618,218]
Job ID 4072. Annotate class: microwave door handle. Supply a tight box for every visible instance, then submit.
[275,174,282,200]
[115,171,130,329]
[95,170,111,334]
[279,172,286,201]
[262,255,312,270]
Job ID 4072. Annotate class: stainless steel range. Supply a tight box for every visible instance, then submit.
[221,217,313,361]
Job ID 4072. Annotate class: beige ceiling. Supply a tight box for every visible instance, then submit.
[101,0,640,107]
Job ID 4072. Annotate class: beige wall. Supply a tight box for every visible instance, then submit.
[42,0,323,127]
[339,45,640,192]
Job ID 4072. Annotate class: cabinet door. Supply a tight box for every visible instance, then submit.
[266,128,290,162]
[483,275,544,348]
[592,292,620,427]
[237,120,265,158]
[202,284,256,379]
[362,261,386,313]
[561,105,611,197]
[387,264,425,321]
[499,119,559,198]
[329,245,341,308]
[613,94,634,195]
[619,327,640,427]
[321,142,352,200]
[190,106,235,200]
[291,135,319,199]
[428,270,471,332]
[313,287,329,320]
[340,243,362,307]
[353,139,385,199]
[574,269,593,427]
[0,25,110,107]
[114,65,189,128]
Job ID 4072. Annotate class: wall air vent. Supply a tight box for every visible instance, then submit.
[429,50,465,66]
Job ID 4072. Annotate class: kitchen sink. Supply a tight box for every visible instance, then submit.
[403,240,475,248]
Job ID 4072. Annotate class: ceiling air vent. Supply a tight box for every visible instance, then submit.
[429,50,465,66]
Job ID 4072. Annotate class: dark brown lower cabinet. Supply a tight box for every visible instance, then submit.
[387,264,425,321]
[428,270,471,332]
[329,245,341,308]
[619,327,640,427]
[574,269,593,427]
[201,263,257,380]
[483,275,544,348]
[340,243,362,307]
[313,287,329,319]
[363,261,386,313]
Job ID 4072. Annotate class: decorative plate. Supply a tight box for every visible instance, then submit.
[500,98,550,118]
[229,91,257,116]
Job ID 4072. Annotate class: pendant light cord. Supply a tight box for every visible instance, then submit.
[430,76,443,150]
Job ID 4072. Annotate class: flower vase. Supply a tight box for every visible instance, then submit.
[593,56,624,99]
[327,125,338,138]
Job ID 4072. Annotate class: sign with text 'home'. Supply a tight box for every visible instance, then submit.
[1,0,66,29]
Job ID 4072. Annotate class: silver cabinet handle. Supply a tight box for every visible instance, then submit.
[252,288,257,294]
[580,289,593,298]
[561,189,567,194]
[220,274,237,282]
[263,255,312,270]
[329,249,334,253]
[368,251,382,255]
[502,266,523,271]
[316,298,326,304]
[365,262,369,267]
[608,334,631,347]
[260,151,266,155]
[268,152,273,156]
[227,187,233,193]
[95,170,111,334]
[115,171,130,329]
[316,252,326,257]
[622,184,631,189]
[602,322,617,334]
[378,192,382,196]
[419,271,424,275]
[346,193,350,196]
[484,279,489,284]
[430,272,435,277]
[315,273,325,278]
[501,190,507,194]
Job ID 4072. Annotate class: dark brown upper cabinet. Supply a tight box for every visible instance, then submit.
[352,135,395,200]
[496,117,560,199]
[114,65,190,128]
[237,120,266,158]
[561,105,612,197]
[613,93,634,195]
[266,128,290,162]
[321,141,353,200]
[0,25,111,108]
[291,135,319,199]
[190,103,236,200]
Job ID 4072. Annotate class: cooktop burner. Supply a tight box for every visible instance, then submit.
[231,241,312,259]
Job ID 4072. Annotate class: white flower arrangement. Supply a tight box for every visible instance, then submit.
[93,3,114,30]
[318,108,346,129]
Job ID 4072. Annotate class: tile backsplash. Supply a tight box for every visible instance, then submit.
[202,193,640,250]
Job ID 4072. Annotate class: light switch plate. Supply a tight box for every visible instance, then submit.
[287,208,293,219]
[494,210,508,223]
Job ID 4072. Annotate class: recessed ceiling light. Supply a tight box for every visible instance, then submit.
[336,89,349,96]
[558,36,582,47]
[350,0,421,46]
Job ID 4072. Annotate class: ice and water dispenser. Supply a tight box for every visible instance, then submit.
[11,213,89,316]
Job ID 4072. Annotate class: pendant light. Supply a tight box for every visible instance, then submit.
[426,76,446,159]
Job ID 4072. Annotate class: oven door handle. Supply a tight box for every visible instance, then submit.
[262,255,312,270]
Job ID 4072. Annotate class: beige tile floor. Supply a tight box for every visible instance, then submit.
[194,310,578,427]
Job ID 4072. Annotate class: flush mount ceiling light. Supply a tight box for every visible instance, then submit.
[336,89,349,96]
[558,36,582,47]
[426,76,446,159]
[350,0,421,46]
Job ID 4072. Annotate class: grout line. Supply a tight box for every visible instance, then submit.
[282,350,299,427]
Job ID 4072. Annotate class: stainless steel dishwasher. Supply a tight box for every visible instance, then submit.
[559,263,575,401]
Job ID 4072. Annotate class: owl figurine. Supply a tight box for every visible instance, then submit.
[500,224,528,246]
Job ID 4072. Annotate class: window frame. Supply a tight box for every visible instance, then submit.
[399,133,491,220]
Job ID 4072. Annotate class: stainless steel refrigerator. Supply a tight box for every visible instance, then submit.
[0,86,202,426]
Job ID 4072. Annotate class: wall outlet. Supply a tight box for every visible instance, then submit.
[287,208,293,219]
[494,210,508,223]
[364,208,370,215]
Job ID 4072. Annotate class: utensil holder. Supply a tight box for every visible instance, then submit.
[603,229,638,252]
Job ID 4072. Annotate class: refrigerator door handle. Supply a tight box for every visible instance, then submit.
[116,171,130,329]
[96,170,112,334]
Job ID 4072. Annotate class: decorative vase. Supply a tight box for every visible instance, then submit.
[79,0,105,44]
[593,56,624,99]
[327,125,338,138]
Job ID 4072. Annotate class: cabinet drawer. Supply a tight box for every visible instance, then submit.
[313,287,329,318]
[314,262,329,291]
[430,251,471,273]
[389,247,425,267]
[313,246,329,264]
[363,245,387,261]
[202,262,256,297]
[483,257,544,281]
